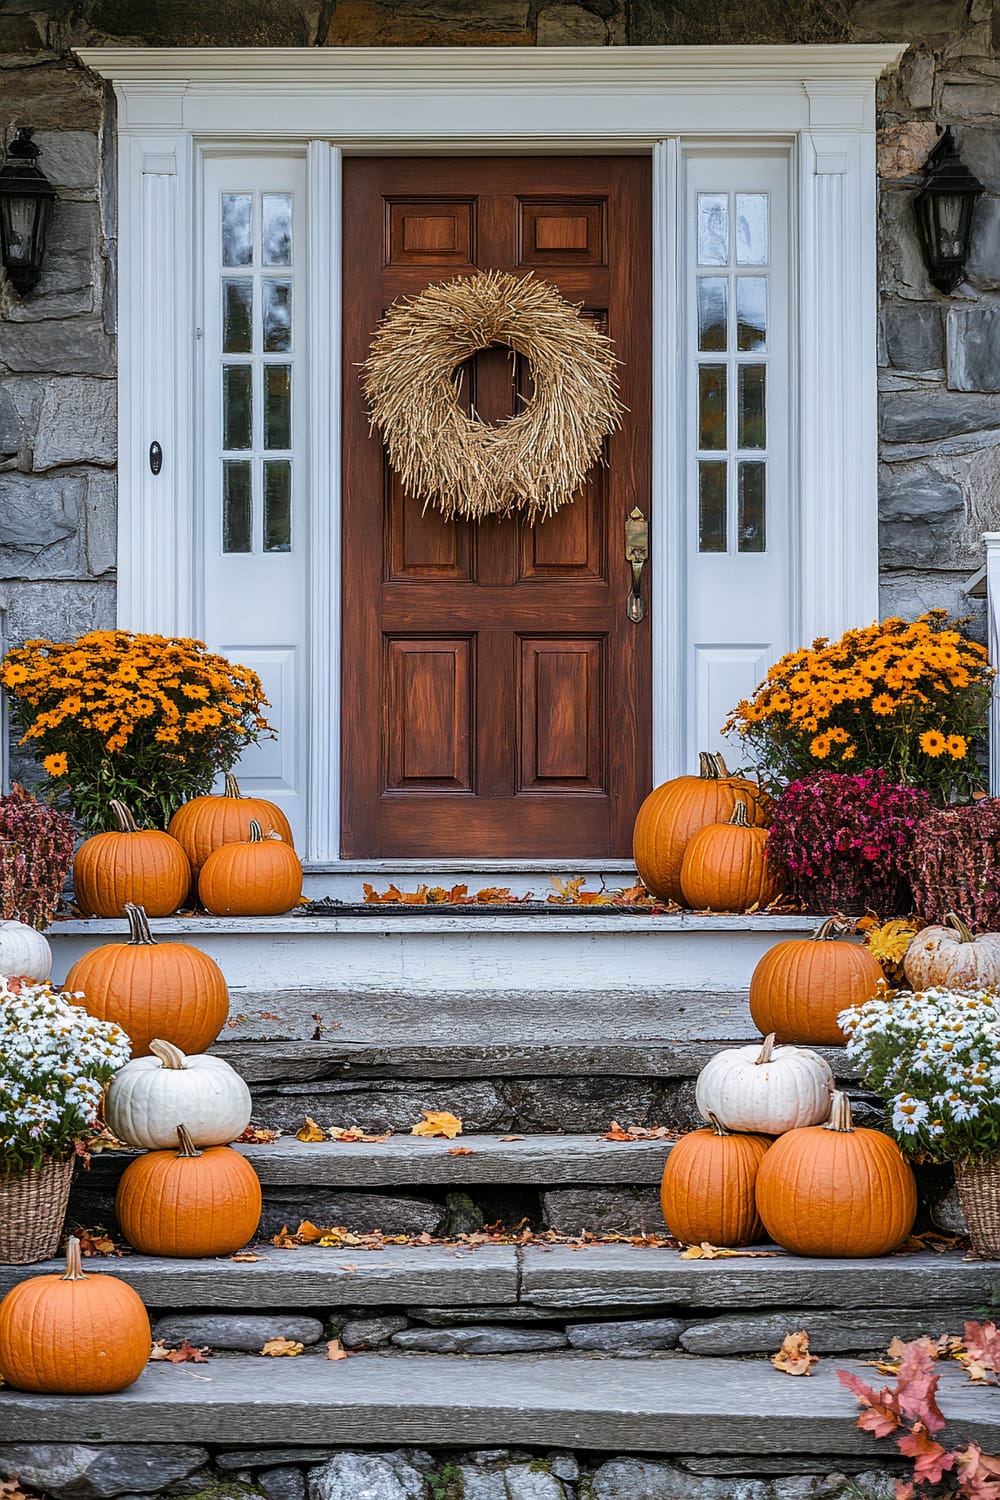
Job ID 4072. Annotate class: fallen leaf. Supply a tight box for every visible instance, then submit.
[292,1220,326,1243]
[603,1121,636,1141]
[260,1337,304,1357]
[328,1126,393,1144]
[448,1147,475,1155]
[680,1243,780,1260]
[771,1330,820,1376]
[149,1340,173,1361]
[229,1251,261,1262]
[501,1135,524,1141]
[295,1117,326,1143]
[164,1344,211,1368]
[326,1338,349,1361]
[411,1110,463,1139]
[75,1227,120,1256]
[236,1125,281,1144]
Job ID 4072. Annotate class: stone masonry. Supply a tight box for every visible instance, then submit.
[2,0,1000,778]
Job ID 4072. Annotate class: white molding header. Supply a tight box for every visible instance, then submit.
[77,44,905,141]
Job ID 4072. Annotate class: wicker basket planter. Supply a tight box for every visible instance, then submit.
[955,1156,1000,1260]
[0,1157,74,1264]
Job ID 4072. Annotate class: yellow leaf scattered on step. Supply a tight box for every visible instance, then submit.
[771,1330,820,1376]
[260,1338,304,1358]
[411,1110,463,1139]
[448,1147,475,1155]
[295,1117,326,1143]
[680,1242,780,1260]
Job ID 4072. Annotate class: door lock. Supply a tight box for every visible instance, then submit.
[624,507,649,622]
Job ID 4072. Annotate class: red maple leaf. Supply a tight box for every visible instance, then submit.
[897,1426,955,1486]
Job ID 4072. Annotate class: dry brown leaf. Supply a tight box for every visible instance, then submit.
[295,1117,326,1143]
[603,1121,636,1141]
[149,1340,172,1360]
[260,1337,304,1358]
[318,1228,363,1247]
[411,1110,463,1139]
[292,1220,326,1243]
[448,1147,475,1156]
[328,1126,393,1144]
[326,1338,349,1361]
[680,1243,780,1260]
[236,1125,281,1144]
[501,1135,524,1141]
[229,1251,261,1262]
[163,1344,212,1368]
[771,1330,820,1376]
[75,1227,119,1256]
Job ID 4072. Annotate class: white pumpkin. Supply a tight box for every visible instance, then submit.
[105,1038,252,1149]
[695,1033,834,1135]
[903,912,1000,991]
[0,920,52,981]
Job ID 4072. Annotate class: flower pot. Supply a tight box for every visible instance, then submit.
[0,1157,74,1264]
[954,1156,1000,1259]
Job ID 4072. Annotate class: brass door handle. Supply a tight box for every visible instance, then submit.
[624,506,648,622]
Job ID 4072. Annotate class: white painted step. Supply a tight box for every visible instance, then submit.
[47,912,818,996]
[0,1355,995,1452]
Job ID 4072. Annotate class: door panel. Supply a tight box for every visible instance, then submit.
[341,156,651,858]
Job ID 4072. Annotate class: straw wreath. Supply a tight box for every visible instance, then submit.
[361,270,624,524]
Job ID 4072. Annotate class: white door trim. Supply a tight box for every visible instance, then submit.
[82,43,902,863]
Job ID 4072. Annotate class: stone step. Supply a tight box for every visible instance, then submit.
[0,1352,995,1452]
[1,1245,989,1313]
[47,912,818,999]
[83,1133,677,1189]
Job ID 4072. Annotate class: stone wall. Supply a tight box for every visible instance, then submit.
[1,1,999,780]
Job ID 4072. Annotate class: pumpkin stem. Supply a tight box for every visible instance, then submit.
[109,800,140,834]
[176,1123,202,1158]
[714,752,731,777]
[755,1033,777,1065]
[728,799,751,828]
[248,819,264,844]
[224,774,242,800]
[61,1235,87,1282]
[697,751,724,781]
[945,911,976,943]
[705,1112,732,1137]
[124,903,157,947]
[822,1091,855,1134]
[150,1039,187,1070]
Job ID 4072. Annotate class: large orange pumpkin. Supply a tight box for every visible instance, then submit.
[116,1124,262,1257]
[659,1115,770,1247]
[74,800,190,918]
[169,774,295,880]
[755,1091,917,1258]
[198,820,302,916]
[679,800,780,912]
[749,917,885,1046]
[65,903,229,1057]
[633,753,770,904]
[0,1236,150,1393]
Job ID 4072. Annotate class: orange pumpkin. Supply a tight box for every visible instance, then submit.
[755,1091,917,1258]
[749,917,885,1046]
[116,1124,262,1257]
[65,903,229,1057]
[679,800,780,913]
[198,820,302,916]
[659,1115,770,1247]
[74,800,190,918]
[0,1236,150,1393]
[169,774,295,880]
[633,752,770,904]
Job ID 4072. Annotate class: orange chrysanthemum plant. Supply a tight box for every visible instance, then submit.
[0,631,275,833]
[724,611,993,804]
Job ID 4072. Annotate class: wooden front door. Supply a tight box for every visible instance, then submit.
[341,157,651,859]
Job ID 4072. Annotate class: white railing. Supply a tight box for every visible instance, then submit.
[984,533,1000,796]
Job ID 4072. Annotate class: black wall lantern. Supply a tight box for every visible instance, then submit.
[0,128,57,296]
[914,127,984,295]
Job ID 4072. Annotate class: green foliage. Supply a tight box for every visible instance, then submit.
[427,1465,464,1500]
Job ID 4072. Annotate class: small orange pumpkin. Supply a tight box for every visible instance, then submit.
[198,820,302,916]
[679,799,780,913]
[169,774,295,880]
[74,800,190,919]
[755,1091,917,1258]
[659,1114,770,1247]
[633,752,770,904]
[116,1124,262,1257]
[0,1235,150,1393]
[749,917,885,1046]
[65,903,229,1057]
